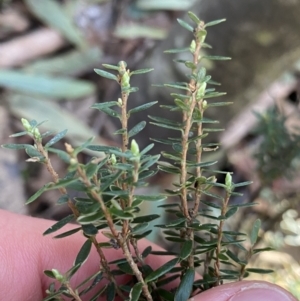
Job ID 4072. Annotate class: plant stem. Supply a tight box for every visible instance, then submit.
[214,191,231,285]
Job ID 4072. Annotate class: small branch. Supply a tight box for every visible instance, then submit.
[122,241,153,301]
[214,191,231,285]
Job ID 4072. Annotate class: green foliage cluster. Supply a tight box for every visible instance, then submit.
[254,107,300,186]
[2,11,272,301]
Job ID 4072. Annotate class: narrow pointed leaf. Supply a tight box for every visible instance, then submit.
[129,282,143,301]
[26,183,51,204]
[132,214,160,223]
[1,142,32,149]
[106,282,116,301]
[177,18,193,32]
[43,214,74,235]
[245,268,273,274]
[94,69,118,81]
[128,121,146,138]
[188,11,201,24]
[102,64,119,70]
[180,240,193,259]
[145,258,179,282]
[53,227,81,239]
[250,219,261,245]
[205,18,226,27]
[91,101,118,110]
[203,55,231,61]
[225,207,238,218]
[174,268,194,301]
[130,68,154,75]
[74,239,92,266]
[128,101,157,114]
[164,47,190,53]
[45,129,67,148]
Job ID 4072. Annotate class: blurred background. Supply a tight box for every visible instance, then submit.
[0,0,300,298]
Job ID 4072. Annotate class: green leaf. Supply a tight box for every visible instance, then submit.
[91,101,118,110]
[48,148,70,164]
[77,210,104,224]
[97,106,121,119]
[188,11,201,24]
[65,263,82,280]
[0,70,95,99]
[132,223,149,234]
[128,121,146,138]
[8,131,28,137]
[204,92,227,99]
[57,194,69,205]
[205,18,226,28]
[106,282,116,301]
[132,230,152,239]
[203,55,231,61]
[252,247,274,254]
[102,64,119,70]
[180,240,193,259]
[225,207,238,218]
[2,143,33,150]
[164,83,189,91]
[233,181,253,188]
[174,268,194,301]
[245,268,274,274]
[142,246,152,258]
[145,258,179,283]
[87,145,119,153]
[134,195,166,202]
[100,170,123,192]
[109,207,134,220]
[164,47,190,53]
[132,214,160,223]
[43,214,74,235]
[207,102,233,107]
[26,183,51,204]
[45,129,67,148]
[47,178,79,190]
[25,145,45,160]
[128,101,157,114]
[94,69,118,81]
[250,219,261,245]
[25,0,85,48]
[53,227,81,239]
[166,218,186,227]
[177,18,194,32]
[82,224,99,236]
[130,68,154,75]
[74,239,92,266]
[129,282,143,301]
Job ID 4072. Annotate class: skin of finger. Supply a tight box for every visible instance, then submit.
[0,210,297,301]
[0,210,170,301]
[191,280,298,301]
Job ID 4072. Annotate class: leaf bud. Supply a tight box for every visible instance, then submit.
[110,154,117,165]
[117,98,122,106]
[21,118,32,132]
[202,100,208,109]
[131,139,140,157]
[189,40,196,53]
[121,71,130,88]
[197,82,207,99]
[33,127,41,140]
[225,172,233,193]
[51,269,64,282]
